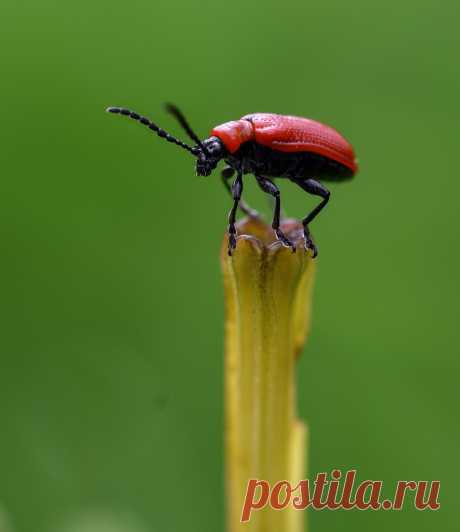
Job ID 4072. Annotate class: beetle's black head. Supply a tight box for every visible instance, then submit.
[195,137,226,177]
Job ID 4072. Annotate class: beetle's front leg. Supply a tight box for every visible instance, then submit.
[221,166,258,217]
[227,170,244,255]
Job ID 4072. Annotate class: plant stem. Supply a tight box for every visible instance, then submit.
[221,217,316,532]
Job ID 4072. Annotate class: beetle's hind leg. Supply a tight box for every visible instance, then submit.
[221,167,258,217]
[255,175,296,252]
[291,178,330,258]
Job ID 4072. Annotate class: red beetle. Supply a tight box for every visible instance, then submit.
[107,105,358,256]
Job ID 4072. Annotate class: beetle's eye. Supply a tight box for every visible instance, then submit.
[209,140,222,156]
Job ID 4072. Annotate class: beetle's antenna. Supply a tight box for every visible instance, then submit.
[106,107,200,156]
[165,103,207,152]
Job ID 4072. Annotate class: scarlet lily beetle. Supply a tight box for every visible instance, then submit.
[107,104,358,256]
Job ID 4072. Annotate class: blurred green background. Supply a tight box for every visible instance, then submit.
[0,1,458,531]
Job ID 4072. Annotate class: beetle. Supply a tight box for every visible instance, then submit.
[107,104,358,256]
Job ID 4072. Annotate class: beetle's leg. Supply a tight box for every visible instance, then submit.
[227,170,244,255]
[255,175,296,252]
[221,167,257,217]
[292,178,330,258]
[221,165,235,180]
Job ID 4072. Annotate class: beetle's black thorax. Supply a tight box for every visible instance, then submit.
[225,141,352,181]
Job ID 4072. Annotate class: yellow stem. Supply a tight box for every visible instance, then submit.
[221,217,316,532]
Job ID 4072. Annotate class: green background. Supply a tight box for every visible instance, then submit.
[0,1,458,531]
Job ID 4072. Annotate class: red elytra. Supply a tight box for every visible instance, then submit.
[212,113,357,174]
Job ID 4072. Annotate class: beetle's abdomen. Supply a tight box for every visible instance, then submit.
[211,120,255,154]
[242,113,357,175]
